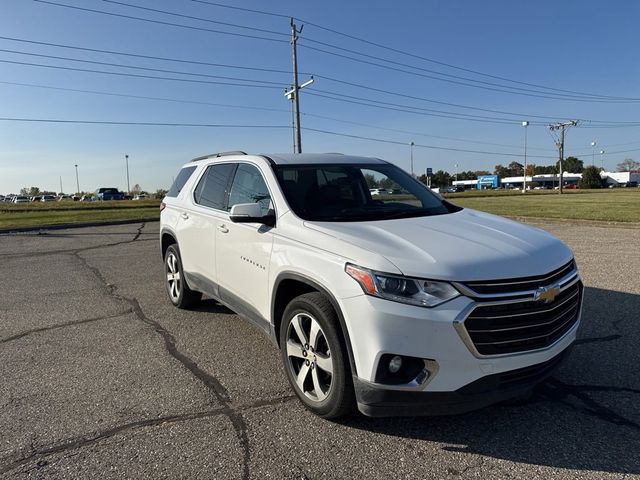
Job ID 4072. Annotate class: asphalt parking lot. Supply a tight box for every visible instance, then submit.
[0,220,638,479]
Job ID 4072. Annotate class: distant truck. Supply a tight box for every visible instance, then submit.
[95,187,125,201]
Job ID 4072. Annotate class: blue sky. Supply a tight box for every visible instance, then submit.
[1,0,639,194]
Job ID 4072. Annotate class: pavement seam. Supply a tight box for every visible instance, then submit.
[67,223,255,480]
[0,310,133,344]
[0,396,295,476]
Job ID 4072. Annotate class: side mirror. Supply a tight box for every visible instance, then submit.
[229,203,275,227]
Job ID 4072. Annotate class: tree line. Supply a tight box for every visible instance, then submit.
[419,156,637,188]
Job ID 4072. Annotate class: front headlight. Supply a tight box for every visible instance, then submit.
[345,263,460,308]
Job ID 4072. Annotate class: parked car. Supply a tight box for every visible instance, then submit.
[160,152,582,419]
[30,196,42,202]
[133,193,148,200]
[58,195,73,201]
[369,188,383,196]
[80,195,94,202]
[95,188,125,201]
[41,195,56,202]
[12,195,29,203]
[444,186,465,193]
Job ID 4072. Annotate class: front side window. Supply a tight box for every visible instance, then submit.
[227,164,272,215]
[193,163,235,210]
[274,163,460,222]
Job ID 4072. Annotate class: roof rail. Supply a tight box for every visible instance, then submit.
[191,151,247,162]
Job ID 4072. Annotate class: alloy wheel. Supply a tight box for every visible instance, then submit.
[285,313,334,402]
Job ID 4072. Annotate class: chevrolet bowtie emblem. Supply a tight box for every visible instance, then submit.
[533,285,560,304]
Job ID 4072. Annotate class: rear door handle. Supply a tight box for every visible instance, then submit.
[180,212,189,220]
[217,224,229,233]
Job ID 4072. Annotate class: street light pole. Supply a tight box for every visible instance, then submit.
[591,141,596,167]
[600,150,605,171]
[522,121,529,193]
[125,154,130,194]
[454,163,459,183]
[74,164,79,195]
[410,141,415,176]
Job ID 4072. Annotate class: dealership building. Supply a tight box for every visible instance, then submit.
[452,171,639,189]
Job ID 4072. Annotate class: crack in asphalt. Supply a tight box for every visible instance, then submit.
[0,395,296,476]
[61,222,256,480]
[537,378,640,431]
[0,224,153,259]
[574,334,623,345]
[0,310,133,344]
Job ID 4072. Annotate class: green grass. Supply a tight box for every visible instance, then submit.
[2,189,639,229]
[0,200,161,229]
[446,188,640,223]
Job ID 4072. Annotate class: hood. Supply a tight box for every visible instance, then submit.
[304,209,573,281]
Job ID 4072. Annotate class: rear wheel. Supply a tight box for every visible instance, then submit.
[164,244,201,309]
[280,292,355,418]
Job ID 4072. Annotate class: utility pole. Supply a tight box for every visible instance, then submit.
[549,120,579,194]
[522,121,529,193]
[284,18,313,154]
[410,141,415,176]
[125,154,130,194]
[59,176,63,195]
[74,164,79,195]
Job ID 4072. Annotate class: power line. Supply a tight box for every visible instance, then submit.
[299,39,616,101]
[189,0,289,19]
[0,80,553,151]
[33,0,288,44]
[0,36,296,75]
[0,48,286,85]
[300,43,639,104]
[303,128,555,159]
[306,90,540,125]
[297,29,637,102]
[314,75,565,121]
[101,0,288,37]
[0,117,290,128]
[187,0,638,101]
[0,80,291,113]
[0,59,282,89]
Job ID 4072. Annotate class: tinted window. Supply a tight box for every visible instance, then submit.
[228,164,271,215]
[275,163,459,222]
[167,166,197,197]
[193,163,236,210]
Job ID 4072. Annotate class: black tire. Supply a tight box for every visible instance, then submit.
[279,292,355,418]
[164,244,202,309]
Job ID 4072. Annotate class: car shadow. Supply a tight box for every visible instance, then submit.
[339,286,640,475]
[191,297,235,315]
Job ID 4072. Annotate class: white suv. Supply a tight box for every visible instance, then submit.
[160,152,582,418]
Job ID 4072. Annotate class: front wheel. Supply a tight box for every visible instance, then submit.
[280,292,355,418]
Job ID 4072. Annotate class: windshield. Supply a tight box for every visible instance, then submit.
[274,163,461,222]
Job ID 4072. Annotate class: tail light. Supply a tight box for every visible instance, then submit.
[160,202,166,212]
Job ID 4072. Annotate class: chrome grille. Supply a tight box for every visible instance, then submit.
[463,281,582,355]
[461,259,575,296]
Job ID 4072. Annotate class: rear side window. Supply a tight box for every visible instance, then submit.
[167,166,197,197]
[193,163,236,210]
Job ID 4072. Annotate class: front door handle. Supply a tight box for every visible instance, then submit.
[217,224,229,233]
[180,212,189,220]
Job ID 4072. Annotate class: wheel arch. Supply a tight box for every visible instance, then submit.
[160,227,177,260]
[272,272,357,376]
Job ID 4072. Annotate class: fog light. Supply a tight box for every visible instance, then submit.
[388,355,403,373]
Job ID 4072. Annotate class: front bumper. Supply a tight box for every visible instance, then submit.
[355,344,572,417]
